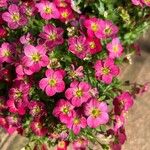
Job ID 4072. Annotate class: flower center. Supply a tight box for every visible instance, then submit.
[91,108,101,118]
[104,26,112,35]
[15,90,23,99]
[76,43,83,52]
[48,78,57,87]
[102,67,110,75]
[35,123,42,129]
[33,106,41,115]
[49,32,57,41]
[31,53,41,62]
[61,12,68,18]
[73,118,80,125]
[91,23,99,32]
[75,89,83,98]
[12,13,20,22]
[3,49,11,57]
[62,106,69,114]
[113,45,119,52]
[44,6,52,14]
[58,141,66,149]
[89,41,96,49]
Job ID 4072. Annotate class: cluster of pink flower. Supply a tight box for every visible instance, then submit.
[132,0,150,6]
[0,0,135,150]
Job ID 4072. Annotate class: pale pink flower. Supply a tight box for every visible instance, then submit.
[131,0,143,6]
[106,38,123,59]
[20,33,34,45]
[36,1,60,20]
[94,58,120,84]
[84,99,109,128]
[39,69,65,96]
[73,138,88,150]
[23,45,49,73]
[65,81,91,107]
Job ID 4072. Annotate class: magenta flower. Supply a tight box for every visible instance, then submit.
[113,92,134,115]
[113,115,125,132]
[2,4,27,29]
[53,99,74,124]
[66,111,87,135]
[28,100,47,117]
[0,42,14,63]
[106,38,123,59]
[23,45,49,73]
[84,17,104,38]
[94,58,120,84]
[87,37,102,55]
[40,24,64,49]
[68,36,89,59]
[84,99,109,128]
[36,1,60,20]
[99,20,119,39]
[30,119,48,137]
[7,80,30,115]
[59,7,74,23]
[39,69,65,96]
[0,0,7,8]
[65,81,91,107]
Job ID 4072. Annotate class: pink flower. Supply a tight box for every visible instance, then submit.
[20,33,34,45]
[7,81,30,115]
[28,100,47,117]
[84,99,109,128]
[23,45,49,73]
[131,0,143,6]
[30,119,48,137]
[2,4,27,29]
[84,17,104,38]
[54,0,70,8]
[106,38,123,59]
[142,0,150,6]
[68,36,89,59]
[0,0,7,8]
[66,111,87,135]
[73,138,88,150]
[94,58,120,84]
[53,99,74,124]
[113,92,134,115]
[40,24,64,49]
[58,7,74,23]
[65,81,91,107]
[113,115,125,132]
[36,1,60,20]
[0,42,14,63]
[99,20,119,39]
[39,69,65,96]
[68,64,84,79]
[87,37,102,55]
